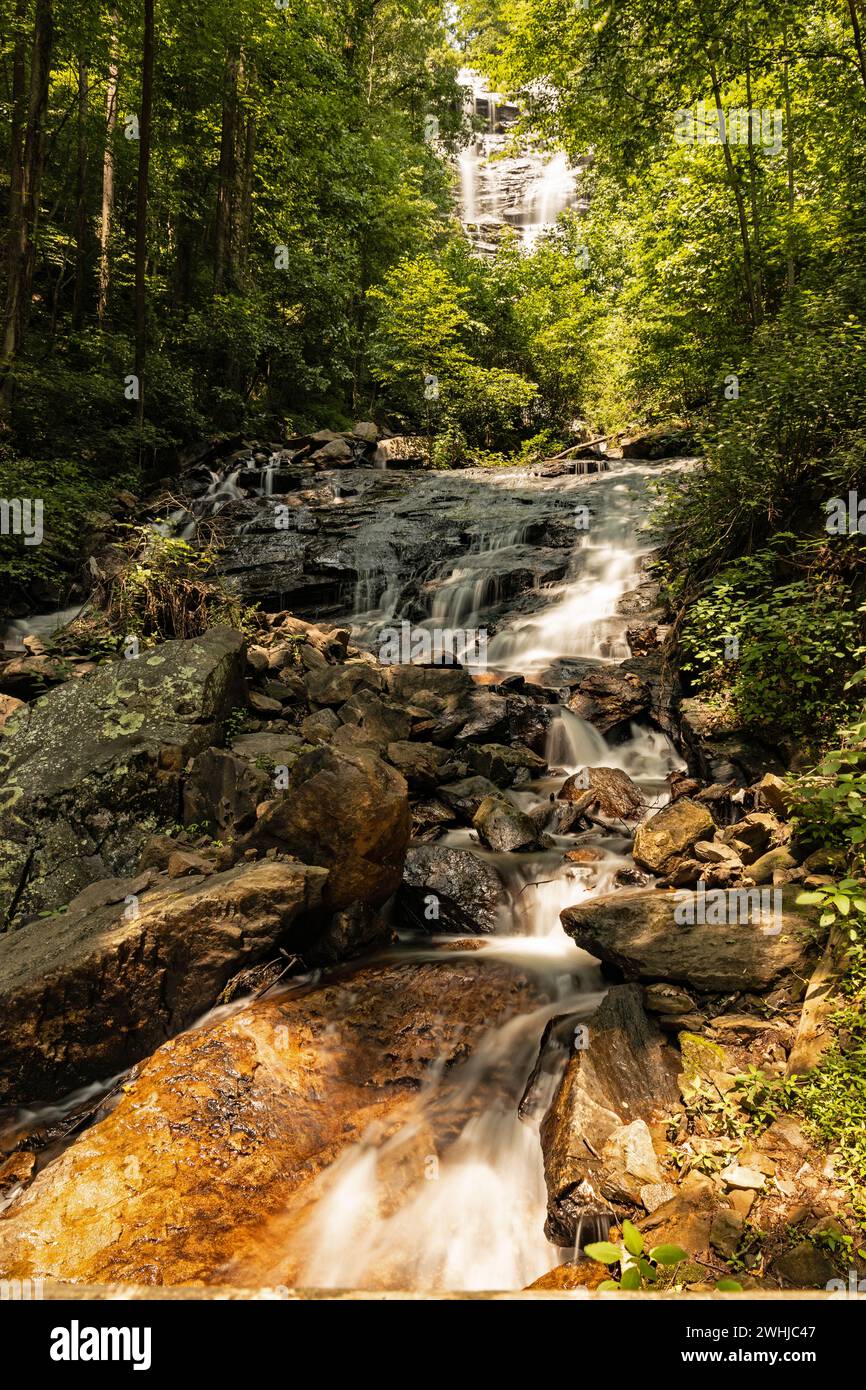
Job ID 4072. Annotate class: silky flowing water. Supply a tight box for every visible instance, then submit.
[237,459,688,1294]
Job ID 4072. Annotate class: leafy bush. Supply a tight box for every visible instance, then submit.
[678,540,861,744]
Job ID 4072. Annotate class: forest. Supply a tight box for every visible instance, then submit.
[0,0,865,1324]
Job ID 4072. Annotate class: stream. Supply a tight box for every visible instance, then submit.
[217,456,688,1293]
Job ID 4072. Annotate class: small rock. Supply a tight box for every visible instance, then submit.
[644,983,696,1016]
[632,799,716,874]
[710,1208,745,1258]
[728,1189,756,1219]
[641,1181,677,1213]
[166,850,214,879]
[246,645,270,673]
[720,1164,766,1191]
[473,795,538,853]
[248,691,283,715]
[749,847,797,885]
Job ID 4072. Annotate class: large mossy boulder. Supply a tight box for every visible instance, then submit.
[0,629,246,928]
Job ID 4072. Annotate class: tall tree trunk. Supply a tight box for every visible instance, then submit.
[5,0,29,303]
[97,26,119,328]
[707,57,762,328]
[848,0,866,92]
[134,0,154,428]
[0,0,54,415]
[73,55,89,327]
[743,32,763,312]
[782,34,796,291]
[213,47,239,296]
[235,98,256,290]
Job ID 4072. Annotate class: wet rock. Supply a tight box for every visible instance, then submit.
[602,1119,663,1202]
[567,668,650,737]
[466,742,546,786]
[473,794,538,853]
[0,1150,35,1199]
[398,843,507,935]
[559,767,645,821]
[524,1260,610,1292]
[541,983,680,1244]
[183,748,272,834]
[0,956,538,1285]
[0,860,328,1105]
[0,629,247,928]
[632,798,716,874]
[243,745,410,911]
[561,887,818,993]
[439,776,504,822]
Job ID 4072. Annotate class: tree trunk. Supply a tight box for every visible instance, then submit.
[0,0,54,415]
[213,47,239,296]
[743,32,763,312]
[73,55,89,327]
[848,0,866,92]
[782,35,796,291]
[4,0,29,303]
[707,57,762,328]
[134,0,154,427]
[97,26,119,328]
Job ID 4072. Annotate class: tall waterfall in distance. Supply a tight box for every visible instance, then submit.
[456,68,587,252]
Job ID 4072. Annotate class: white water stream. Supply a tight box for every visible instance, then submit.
[275,461,686,1293]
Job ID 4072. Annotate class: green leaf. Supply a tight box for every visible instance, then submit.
[583,1241,622,1265]
[716,1278,743,1292]
[622,1219,644,1257]
[650,1244,688,1265]
[796,891,824,905]
[598,1279,621,1292]
[619,1265,641,1290]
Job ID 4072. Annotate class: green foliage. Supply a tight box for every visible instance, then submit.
[102,529,254,642]
[678,540,861,744]
[585,1225,690,1292]
[0,446,119,599]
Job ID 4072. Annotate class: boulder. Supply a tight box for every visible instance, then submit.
[0,860,327,1105]
[243,744,410,911]
[183,748,271,834]
[541,984,680,1244]
[559,766,645,821]
[0,629,247,928]
[338,689,410,745]
[561,887,818,994]
[439,776,504,822]
[632,798,716,874]
[473,794,538,853]
[385,740,450,790]
[304,662,384,707]
[0,956,538,1286]
[567,668,650,736]
[398,843,507,935]
[466,743,546,787]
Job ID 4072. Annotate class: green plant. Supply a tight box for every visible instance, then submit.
[585,1222,693,1291]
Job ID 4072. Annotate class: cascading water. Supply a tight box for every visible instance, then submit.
[250,458,687,1293]
[457,69,583,251]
